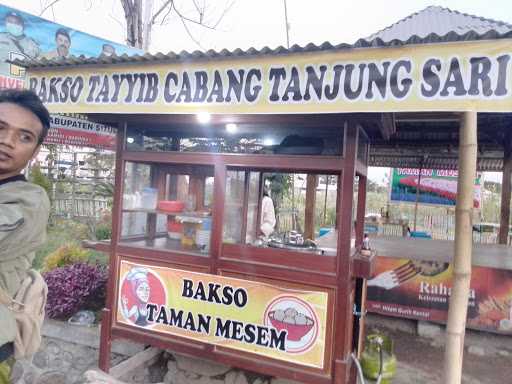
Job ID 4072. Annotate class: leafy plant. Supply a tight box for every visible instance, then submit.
[44,263,108,319]
[95,224,112,240]
[42,243,90,272]
[29,164,52,198]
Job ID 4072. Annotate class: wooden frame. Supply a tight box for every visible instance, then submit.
[98,115,369,384]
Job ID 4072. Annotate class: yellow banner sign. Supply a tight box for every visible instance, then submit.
[116,260,329,368]
[27,40,512,114]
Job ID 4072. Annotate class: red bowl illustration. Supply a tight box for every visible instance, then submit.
[268,311,314,341]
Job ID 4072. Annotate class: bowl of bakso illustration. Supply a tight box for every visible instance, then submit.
[268,307,315,341]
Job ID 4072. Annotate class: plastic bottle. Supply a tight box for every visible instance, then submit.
[141,187,158,209]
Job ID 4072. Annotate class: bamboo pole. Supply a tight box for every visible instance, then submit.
[499,133,512,244]
[443,111,477,384]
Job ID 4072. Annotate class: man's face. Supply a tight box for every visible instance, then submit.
[5,15,24,37]
[0,103,42,180]
[56,33,71,56]
[102,45,115,56]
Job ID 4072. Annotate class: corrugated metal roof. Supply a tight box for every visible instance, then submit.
[369,154,503,172]
[363,5,512,45]
[12,6,512,69]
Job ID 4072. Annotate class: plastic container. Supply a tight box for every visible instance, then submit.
[201,217,212,231]
[123,194,136,209]
[181,222,201,248]
[319,227,331,237]
[168,231,182,240]
[140,187,158,209]
[195,229,211,251]
[167,219,183,233]
[409,231,432,239]
[158,200,185,213]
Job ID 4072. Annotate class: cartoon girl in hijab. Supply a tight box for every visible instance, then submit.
[121,267,151,326]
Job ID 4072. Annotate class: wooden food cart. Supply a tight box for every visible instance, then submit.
[19,20,512,382]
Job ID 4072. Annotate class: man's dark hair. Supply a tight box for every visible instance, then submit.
[55,28,71,42]
[0,89,50,145]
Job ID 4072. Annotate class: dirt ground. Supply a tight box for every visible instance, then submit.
[363,328,512,384]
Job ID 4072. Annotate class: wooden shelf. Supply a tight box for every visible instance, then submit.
[82,240,112,253]
[122,208,159,213]
[122,208,210,218]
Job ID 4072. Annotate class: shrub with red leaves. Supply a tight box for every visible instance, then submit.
[43,262,108,319]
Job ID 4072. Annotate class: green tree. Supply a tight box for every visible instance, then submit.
[29,164,52,198]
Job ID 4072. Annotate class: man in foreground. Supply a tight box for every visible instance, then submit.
[0,89,50,383]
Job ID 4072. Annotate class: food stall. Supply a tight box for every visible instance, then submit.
[18,24,512,383]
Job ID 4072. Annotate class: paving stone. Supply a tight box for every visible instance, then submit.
[36,371,67,384]
[468,345,485,356]
[32,351,49,369]
[23,370,37,384]
[417,321,443,338]
[498,350,510,357]
[224,371,238,384]
[232,372,249,384]
[270,378,301,384]
[175,354,231,377]
[10,361,24,383]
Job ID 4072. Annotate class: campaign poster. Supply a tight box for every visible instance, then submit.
[389,168,482,208]
[366,256,512,334]
[0,4,133,148]
[117,260,329,368]
[0,3,140,85]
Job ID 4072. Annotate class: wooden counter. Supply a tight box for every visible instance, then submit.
[372,236,512,271]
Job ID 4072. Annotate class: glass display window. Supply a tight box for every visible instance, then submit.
[223,169,339,256]
[125,123,344,157]
[120,161,214,257]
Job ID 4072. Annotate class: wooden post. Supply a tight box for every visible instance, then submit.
[334,121,358,383]
[323,175,329,225]
[443,111,477,384]
[499,135,512,244]
[355,175,367,247]
[71,152,77,217]
[304,174,317,240]
[240,171,250,244]
[99,122,126,372]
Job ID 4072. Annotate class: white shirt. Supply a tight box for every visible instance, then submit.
[260,195,276,237]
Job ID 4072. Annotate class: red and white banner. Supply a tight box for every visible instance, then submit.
[46,115,116,150]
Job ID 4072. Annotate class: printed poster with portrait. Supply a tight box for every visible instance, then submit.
[366,256,512,334]
[117,260,329,369]
[0,4,137,148]
[0,3,140,85]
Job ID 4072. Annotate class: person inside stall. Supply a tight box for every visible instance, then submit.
[260,188,276,238]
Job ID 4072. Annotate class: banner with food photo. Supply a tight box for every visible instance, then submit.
[389,168,482,208]
[116,260,329,368]
[366,256,512,334]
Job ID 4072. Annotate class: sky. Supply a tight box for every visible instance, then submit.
[3,0,512,53]
[1,0,510,184]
